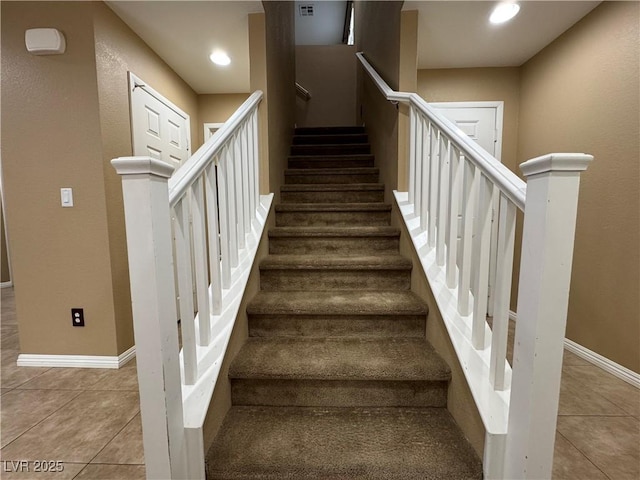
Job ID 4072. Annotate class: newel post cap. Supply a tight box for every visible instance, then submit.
[111,156,175,179]
[520,153,593,178]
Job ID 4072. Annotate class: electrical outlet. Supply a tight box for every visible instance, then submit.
[71,308,84,327]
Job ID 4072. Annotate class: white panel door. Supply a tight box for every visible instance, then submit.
[129,72,190,170]
[431,102,504,317]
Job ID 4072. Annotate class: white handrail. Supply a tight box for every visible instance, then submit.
[112,90,273,479]
[357,51,592,479]
[169,91,263,207]
[356,52,526,210]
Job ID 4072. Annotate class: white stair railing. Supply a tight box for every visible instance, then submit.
[357,52,592,479]
[112,91,273,479]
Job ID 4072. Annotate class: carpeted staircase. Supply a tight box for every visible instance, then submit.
[205,126,483,479]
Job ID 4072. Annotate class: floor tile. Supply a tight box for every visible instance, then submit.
[1,363,51,389]
[552,432,607,479]
[2,346,18,365]
[16,367,111,391]
[1,388,14,395]
[564,365,640,416]
[1,389,82,448]
[558,372,627,416]
[562,349,591,366]
[88,360,139,392]
[0,461,85,479]
[1,325,20,351]
[91,414,144,465]
[557,415,640,480]
[0,390,140,463]
[75,464,146,479]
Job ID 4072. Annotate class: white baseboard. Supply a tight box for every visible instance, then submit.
[563,339,640,389]
[17,345,136,369]
[1,281,13,289]
[508,310,639,389]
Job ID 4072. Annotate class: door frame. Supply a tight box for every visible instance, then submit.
[429,101,505,317]
[128,72,192,160]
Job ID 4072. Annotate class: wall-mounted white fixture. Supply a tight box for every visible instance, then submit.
[209,51,231,66]
[60,188,73,207]
[25,28,66,55]
[490,2,520,25]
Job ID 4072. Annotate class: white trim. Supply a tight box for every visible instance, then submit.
[203,123,224,142]
[510,310,639,389]
[17,345,136,369]
[1,281,13,289]
[564,338,640,389]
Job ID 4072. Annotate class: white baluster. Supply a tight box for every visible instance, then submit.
[408,105,416,205]
[252,110,260,204]
[190,178,211,346]
[205,162,222,314]
[414,114,423,218]
[490,195,516,390]
[241,123,251,232]
[217,148,234,283]
[436,136,450,265]
[173,196,197,385]
[446,149,462,289]
[224,145,239,268]
[111,157,187,479]
[505,154,592,480]
[420,120,431,231]
[472,175,494,349]
[233,133,246,249]
[458,159,477,316]
[428,128,440,247]
[247,118,256,223]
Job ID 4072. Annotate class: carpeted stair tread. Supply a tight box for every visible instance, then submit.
[291,144,371,156]
[292,133,368,145]
[275,202,391,213]
[285,167,379,176]
[229,337,450,381]
[281,183,384,192]
[206,406,483,480]
[260,254,412,270]
[288,154,375,169]
[269,226,399,237]
[247,290,429,316]
[295,126,365,135]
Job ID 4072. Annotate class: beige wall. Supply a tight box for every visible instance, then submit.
[1,198,10,283]
[93,2,200,354]
[0,1,201,357]
[295,45,357,127]
[518,1,639,372]
[355,0,403,203]
[197,94,251,146]
[1,2,118,355]
[264,1,296,201]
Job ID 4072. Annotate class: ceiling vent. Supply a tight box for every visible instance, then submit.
[299,4,314,17]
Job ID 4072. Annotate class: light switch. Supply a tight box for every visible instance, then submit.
[61,188,73,207]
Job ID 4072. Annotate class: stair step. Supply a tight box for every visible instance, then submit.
[275,202,391,226]
[285,167,379,184]
[268,226,400,254]
[248,290,428,316]
[291,143,371,156]
[229,337,450,407]
[281,183,384,203]
[260,255,412,291]
[288,154,374,169]
[294,125,365,135]
[292,133,368,145]
[207,406,482,479]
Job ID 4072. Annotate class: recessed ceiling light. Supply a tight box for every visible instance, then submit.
[489,2,520,24]
[210,51,231,66]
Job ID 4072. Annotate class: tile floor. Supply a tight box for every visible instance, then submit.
[1,287,639,479]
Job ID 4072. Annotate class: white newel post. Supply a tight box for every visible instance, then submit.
[112,157,188,480]
[504,153,592,479]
